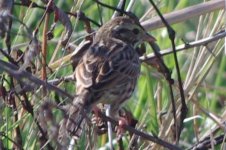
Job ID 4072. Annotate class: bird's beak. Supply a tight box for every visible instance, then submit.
[143,33,156,42]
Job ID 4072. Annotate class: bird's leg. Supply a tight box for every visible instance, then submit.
[92,105,103,126]
[115,108,138,139]
[116,117,129,139]
[105,104,114,150]
[91,104,108,135]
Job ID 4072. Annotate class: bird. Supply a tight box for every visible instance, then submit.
[64,15,155,140]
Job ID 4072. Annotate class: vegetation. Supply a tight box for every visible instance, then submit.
[0,0,225,149]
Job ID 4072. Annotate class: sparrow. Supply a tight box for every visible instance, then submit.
[64,15,155,140]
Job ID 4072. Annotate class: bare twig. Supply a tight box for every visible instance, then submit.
[11,93,23,149]
[0,60,73,100]
[47,75,75,85]
[41,13,49,81]
[0,132,21,148]
[141,30,226,63]
[105,105,113,150]
[142,0,225,30]
[33,0,53,37]
[189,134,226,150]
[112,0,126,18]
[98,112,181,150]
[14,2,100,27]
[126,0,135,12]
[148,0,187,143]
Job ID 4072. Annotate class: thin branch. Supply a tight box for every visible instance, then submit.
[41,12,50,97]
[189,134,226,150]
[33,0,53,36]
[0,132,21,148]
[0,48,17,65]
[93,0,131,17]
[0,60,73,100]
[98,112,182,150]
[11,93,23,149]
[126,0,135,12]
[14,2,100,27]
[142,0,225,30]
[14,2,46,9]
[112,0,126,18]
[148,0,187,143]
[141,30,226,63]
[105,105,113,150]
[47,75,75,85]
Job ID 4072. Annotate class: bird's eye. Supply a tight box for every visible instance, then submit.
[132,28,139,35]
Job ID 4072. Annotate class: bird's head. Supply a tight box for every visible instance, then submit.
[95,16,155,47]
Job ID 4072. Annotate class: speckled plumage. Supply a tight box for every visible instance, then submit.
[64,16,154,139]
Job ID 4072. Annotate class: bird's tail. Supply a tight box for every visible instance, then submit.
[66,99,86,139]
[59,95,90,143]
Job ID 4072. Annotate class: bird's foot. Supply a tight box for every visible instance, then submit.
[116,117,129,139]
[116,109,138,139]
[91,105,107,135]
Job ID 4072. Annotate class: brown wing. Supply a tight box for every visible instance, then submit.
[75,41,140,93]
[71,40,92,70]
